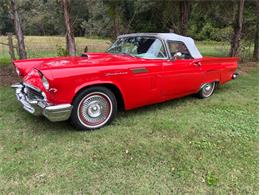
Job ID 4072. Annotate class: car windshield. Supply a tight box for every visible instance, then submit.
[107,36,167,59]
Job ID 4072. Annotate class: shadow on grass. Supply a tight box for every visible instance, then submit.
[17,96,192,133]
[117,83,233,118]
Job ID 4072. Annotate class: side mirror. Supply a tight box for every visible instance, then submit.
[174,52,182,59]
[170,52,182,61]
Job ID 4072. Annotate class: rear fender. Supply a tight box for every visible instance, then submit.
[201,70,221,85]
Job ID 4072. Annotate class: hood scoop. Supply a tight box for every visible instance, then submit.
[81,53,88,58]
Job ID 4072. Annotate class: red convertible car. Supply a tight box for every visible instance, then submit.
[12,33,238,130]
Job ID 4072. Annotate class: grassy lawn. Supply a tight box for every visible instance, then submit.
[0,36,258,194]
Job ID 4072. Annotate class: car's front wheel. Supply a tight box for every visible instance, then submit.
[197,82,216,98]
[70,86,117,130]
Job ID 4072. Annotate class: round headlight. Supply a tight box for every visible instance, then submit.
[16,68,20,76]
[42,76,49,90]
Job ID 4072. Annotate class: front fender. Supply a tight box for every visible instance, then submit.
[73,80,126,104]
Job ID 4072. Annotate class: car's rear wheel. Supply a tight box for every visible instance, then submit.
[197,82,216,98]
[70,86,117,130]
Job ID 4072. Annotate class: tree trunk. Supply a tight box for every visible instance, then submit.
[10,0,27,59]
[179,0,189,35]
[62,0,76,56]
[114,11,120,38]
[253,0,259,61]
[7,33,16,61]
[229,0,245,57]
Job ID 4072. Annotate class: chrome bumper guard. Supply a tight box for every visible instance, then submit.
[11,83,72,122]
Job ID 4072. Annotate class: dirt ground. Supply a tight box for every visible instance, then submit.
[0,65,20,87]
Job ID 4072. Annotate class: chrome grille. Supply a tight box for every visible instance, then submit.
[24,86,44,100]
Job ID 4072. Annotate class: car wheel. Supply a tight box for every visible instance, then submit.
[197,82,216,98]
[70,86,117,130]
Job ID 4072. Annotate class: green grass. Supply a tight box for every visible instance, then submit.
[196,41,230,57]
[0,63,258,193]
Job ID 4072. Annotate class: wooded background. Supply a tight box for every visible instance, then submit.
[0,0,259,60]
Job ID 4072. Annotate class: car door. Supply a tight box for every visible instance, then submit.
[125,61,163,107]
[161,41,203,99]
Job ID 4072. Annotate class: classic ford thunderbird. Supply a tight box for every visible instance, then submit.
[12,33,238,130]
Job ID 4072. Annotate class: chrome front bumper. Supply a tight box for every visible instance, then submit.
[11,83,72,122]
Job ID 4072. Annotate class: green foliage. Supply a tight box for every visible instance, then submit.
[0,56,11,66]
[238,40,255,62]
[190,23,233,42]
[80,1,112,37]
[18,0,65,36]
[56,44,68,56]
[210,26,233,42]
[0,0,13,34]
[0,0,257,43]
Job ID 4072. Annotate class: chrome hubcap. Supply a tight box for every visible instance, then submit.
[202,83,215,97]
[87,102,102,118]
[205,85,211,91]
[77,92,112,128]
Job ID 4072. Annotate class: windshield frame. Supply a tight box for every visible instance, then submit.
[107,35,170,60]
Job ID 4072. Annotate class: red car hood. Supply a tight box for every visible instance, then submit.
[13,52,143,76]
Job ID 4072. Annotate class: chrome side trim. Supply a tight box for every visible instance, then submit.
[105,72,128,76]
[131,67,149,74]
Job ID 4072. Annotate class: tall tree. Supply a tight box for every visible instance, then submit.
[106,0,122,39]
[229,0,245,57]
[62,0,76,56]
[179,0,190,35]
[253,0,259,60]
[10,0,27,59]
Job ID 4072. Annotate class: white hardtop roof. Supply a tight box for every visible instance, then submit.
[118,33,202,59]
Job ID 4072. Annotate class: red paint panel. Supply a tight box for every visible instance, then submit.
[13,53,238,110]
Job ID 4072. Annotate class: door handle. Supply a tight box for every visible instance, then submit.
[193,61,202,67]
